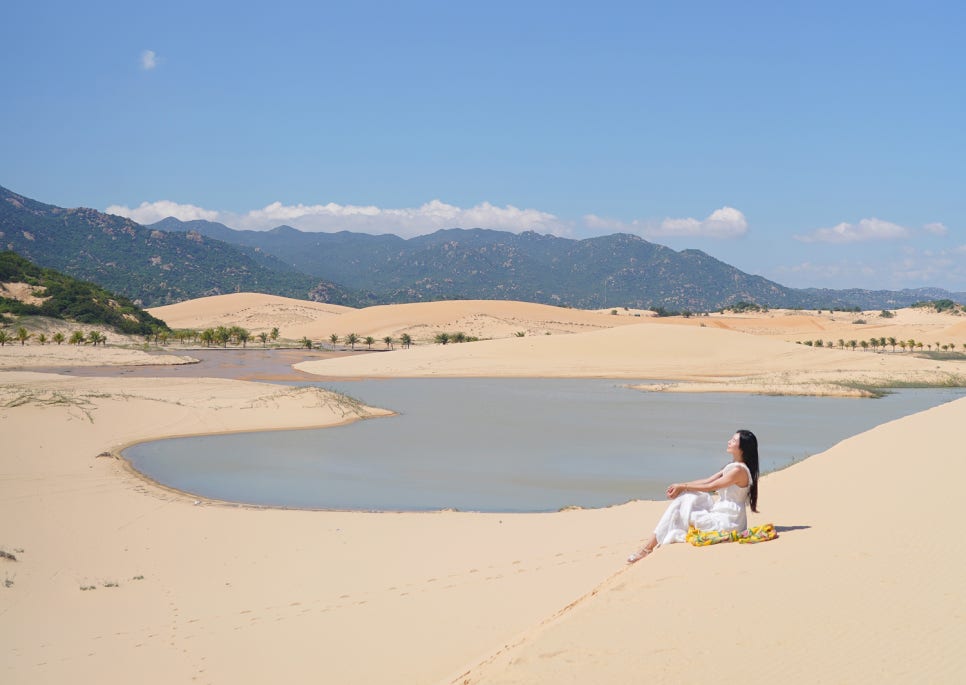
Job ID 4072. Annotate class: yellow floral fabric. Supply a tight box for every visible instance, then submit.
[686,523,777,547]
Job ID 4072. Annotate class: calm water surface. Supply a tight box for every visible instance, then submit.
[124,378,964,512]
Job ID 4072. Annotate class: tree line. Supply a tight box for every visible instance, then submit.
[0,327,107,346]
[799,337,966,353]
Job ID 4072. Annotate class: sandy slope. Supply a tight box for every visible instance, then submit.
[146,292,353,334]
[0,344,197,369]
[455,397,966,684]
[295,321,965,396]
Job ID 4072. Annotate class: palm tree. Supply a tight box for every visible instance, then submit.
[837,338,845,349]
[236,327,251,348]
[0,330,9,346]
[200,329,215,347]
[364,336,375,349]
[399,333,412,349]
[860,340,869,351]
[916,341,924,352]
[329,333,339,346]
[299,336,313,349]
[848,339,858,351]
[270,327,280,342]
[383,335,394,350]
[887,337,897,352]
[869,339,878,352]
[899,340,907,352]
[434,332,450,345]
[69,330,85,345]
[345,333,359,350]
[214,326,231,348]
[87,331,106,346]
[16,327,30,345]
[258,332,269,346]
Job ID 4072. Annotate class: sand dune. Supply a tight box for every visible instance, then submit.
[147,292,353,334]
[149,295,655,343]
[148,294,966,352]
[4,295,966,684]
[296,320,964,396]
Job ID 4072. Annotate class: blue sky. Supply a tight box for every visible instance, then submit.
[2,1,964,291]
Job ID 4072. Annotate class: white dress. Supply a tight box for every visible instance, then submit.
[653,462,753,546]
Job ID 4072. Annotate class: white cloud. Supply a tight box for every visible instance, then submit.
[923,222,948,236]
[582,206,748,239]
[140,50,158,70]
[106,198,567,237]
[236,199,566,237]
[794,218,909,244]
[105,200,219,224]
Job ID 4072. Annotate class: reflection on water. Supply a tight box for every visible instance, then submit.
[124,379,964,513]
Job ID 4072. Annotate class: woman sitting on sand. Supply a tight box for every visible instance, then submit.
[628,429,759,562]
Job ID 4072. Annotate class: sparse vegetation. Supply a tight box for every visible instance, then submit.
[913,299,964,314]
[723,301,766,313]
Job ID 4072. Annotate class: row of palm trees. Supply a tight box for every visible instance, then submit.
[0,327,107,346]
[159,326,278,348]
[801,337,966,352]
[326,333,414,351]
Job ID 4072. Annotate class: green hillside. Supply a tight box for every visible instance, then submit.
[0,251,168,335]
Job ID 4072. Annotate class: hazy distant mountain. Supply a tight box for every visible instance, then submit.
[0,186,360,307]
[3,185,963,310]
[149,217,966,311]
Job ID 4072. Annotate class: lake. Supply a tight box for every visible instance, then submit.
[123,378,963,512]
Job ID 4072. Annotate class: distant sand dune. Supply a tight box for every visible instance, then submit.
[147,292,352,333]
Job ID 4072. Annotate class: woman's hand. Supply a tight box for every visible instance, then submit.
[666,483,688,499]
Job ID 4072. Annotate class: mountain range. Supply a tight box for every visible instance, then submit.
[2,184,963,310]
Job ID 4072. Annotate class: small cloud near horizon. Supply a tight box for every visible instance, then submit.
[923,222,948,236]
[106,200,216,223]
[583,206,748,240]
[140,50,158,70]
[794,218,909,244]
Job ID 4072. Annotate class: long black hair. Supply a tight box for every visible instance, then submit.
[737,429,760,512]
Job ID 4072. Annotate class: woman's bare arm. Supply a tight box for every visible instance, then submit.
[667,466,746,498]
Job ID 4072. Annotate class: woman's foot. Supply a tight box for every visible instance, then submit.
[627,546,653,563]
